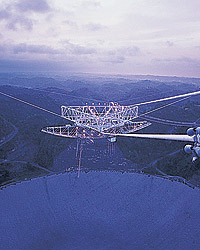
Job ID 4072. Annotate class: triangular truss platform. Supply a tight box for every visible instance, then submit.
[41,103,151,139]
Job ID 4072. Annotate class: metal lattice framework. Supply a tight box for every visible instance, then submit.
[61,103,138,132]
[41,103,151,139]
[41,121,151,139]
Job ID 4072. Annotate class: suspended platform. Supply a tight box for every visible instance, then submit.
[41,103,151,139]
[41,121,151,139]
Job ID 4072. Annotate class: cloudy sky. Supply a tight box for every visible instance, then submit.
[0,0,199,77]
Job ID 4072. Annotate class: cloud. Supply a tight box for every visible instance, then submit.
[117,46,141,57]
[0,41,97,59]
[81,1,101,8]
[6,16,33,30]
[13,43,61,55]
[0,0,199,77]
[101,56,125,64]
[0,58,77,72]
[166,41,174,47]
[107,46,141,58]
[0,9,10,20]
[0,6,33,30]
[0,0,50,31]
[152,57,200,65]
[16,0,50,13]
[0,7,33,30]
[149,56,200,77]
[63,20,78,28]
[0,5,33,30]
[84,22,107,31]
[0,44,6,52]
[71,45,96,55]
[63,41,97,55]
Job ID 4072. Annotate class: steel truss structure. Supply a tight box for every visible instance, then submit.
[41,103,151,139]
[61,103,138,131]
[41,121,151,139]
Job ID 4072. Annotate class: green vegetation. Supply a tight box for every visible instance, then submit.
[34,134,73,169]
[0,87,73,185]
[155,151,200,179]
[117,136,184,168]
[0,162,48,186]
[0,116,13,139]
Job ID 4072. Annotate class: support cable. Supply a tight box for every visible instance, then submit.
[131,90,200,107]
[0,91,64,119]
[0,91,198,128]
[1,84,107,104]
[144,115,200,126]
[136,96,190,120]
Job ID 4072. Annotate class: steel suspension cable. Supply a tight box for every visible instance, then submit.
[130,90,200,107]
[136,96,190,124]
[144,115,199,126]
[0,91,64,119]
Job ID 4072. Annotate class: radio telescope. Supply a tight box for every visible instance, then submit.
[1,88,200,172]
[40,90,200,167]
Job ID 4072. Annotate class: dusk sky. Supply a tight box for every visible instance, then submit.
[0,0,199,77]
